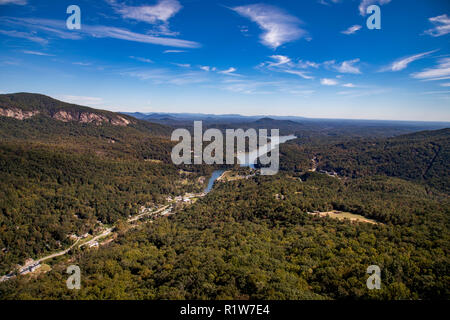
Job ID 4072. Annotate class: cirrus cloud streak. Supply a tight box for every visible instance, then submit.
[232,4,308,49]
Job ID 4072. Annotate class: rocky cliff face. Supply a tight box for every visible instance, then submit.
[53,110,131,126]
[0,107,132,127]
[0,108,40,120]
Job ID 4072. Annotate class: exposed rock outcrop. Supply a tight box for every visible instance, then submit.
[0,107,132,127]
[0,107,40,120]
[52,111,131,126]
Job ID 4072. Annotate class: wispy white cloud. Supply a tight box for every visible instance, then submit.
[342,83,356,88]
[1,17,200,48]
[320,0,389,21]
[23,50,54,56]
[282,88,315,96]
[318,0,341,6]
[338,88,387,98]
[218,67,240,76]
[265,55,319,69]
[169,73,209,85]
[129,56,153,63]
[72,62,91,66]
[172,63,190,68]
[325,59,362,74]
[423,14,450,37]
[0,29,48,44]
[9,18,83,40]
[57,95,104,106]
[207,77,316,96]
[121,68,208,86]
[259,55,316,79]
[359,0,391,16]
[108,0,181,24]
[0,17,82,41]
[411,58,450,81]
[120,68,170,81]
[202,66,220,72]
[298,60,320,69]
[107,0,182,36]
[267,55,291,67]
[440,83,450,87]
[219,67,236,74]
[283,69,314,80]
[219,79,283,95]
[382,50,437,72]
[341,25,362,35]
[198,65,240,76]
[83,24,199,48]
[0,0,27,5]
[163,49,185,53]
[321,78,339,86]
[336,59,361,74]
[232,4,308,49]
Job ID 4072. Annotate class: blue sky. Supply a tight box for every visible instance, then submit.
[0,0,449,121]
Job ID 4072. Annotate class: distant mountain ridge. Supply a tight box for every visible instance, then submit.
[122,111,450,138]
[123,111,265,124]
[122,111,450,126]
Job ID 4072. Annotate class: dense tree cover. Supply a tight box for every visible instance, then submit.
[1,173,448,300]
[141,114,449,139]
[280,129,450,192]
[0,114,175,162]
[0,95,221,274]
[279,143,314,173]
[0,93,178,163]
[0,93,448,300]
[0,142,211,274]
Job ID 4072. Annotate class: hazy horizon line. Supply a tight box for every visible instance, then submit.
[1,92,449,124]
[121,110,450,124]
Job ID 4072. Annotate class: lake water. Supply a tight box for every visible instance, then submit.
[204,169,225,193]
[236,134,297,168]
[204,135,297,193]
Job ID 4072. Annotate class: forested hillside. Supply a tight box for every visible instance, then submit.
[0,94,211,274]
[0,93,175,161]
[1,174,448,299]
[280,129,450,192]
[0,142,209,274]
[0,93,448,300]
